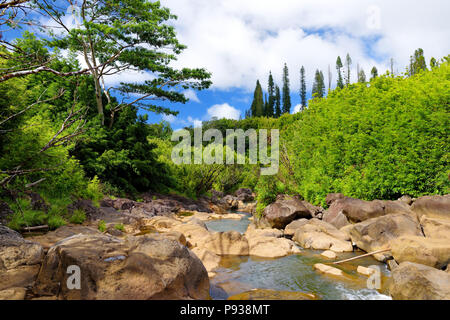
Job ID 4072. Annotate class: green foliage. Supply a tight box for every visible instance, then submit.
[282,63,291,114]
[114,223,125,232]
[250,80,264,117]
[69,209,87,225]
[98,220,106,233]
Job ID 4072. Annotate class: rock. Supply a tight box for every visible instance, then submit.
[284,219,309,236]
[322,209,350,229]
[350,214,423,261]
[34,233,210,300]
[321,250,337,259]
[291,218,350,241]
[0,287,26,300]
[191,247,221,273]
[398,195,413,205]
[325,193,346,206]
[420,216,450,239]
[411,194,450,221]
[172,223,211,248]
[389,262,450,300]
[237,201,256,214]
[0,225,44,270]
[202,231,249,256]
[234,188,254,202]
[248,236,300,258]
[356,266,376,276]
[262,197,314,229]
[292,219,353,252]
[326,196,415,224]
[0,265,40,291]
[140,216,182,232]
[0,201,13,225]
[245,223,283,238]
[387,259,399,271]
[390,236,450,269]
[186,217,208,229]
[313,263,344,277]
[339,224,354,240]
[161,231,187,246]
[67,199,100,220]
[28,225,102,250]
[221,195,239,210]
[228,289,317,300]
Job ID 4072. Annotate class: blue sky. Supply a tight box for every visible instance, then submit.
[3,0,450,130]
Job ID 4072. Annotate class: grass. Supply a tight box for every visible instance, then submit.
[114,223,125,232]
[98,220,106,232]
[69,209,86,224]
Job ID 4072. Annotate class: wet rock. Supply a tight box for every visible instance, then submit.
[350,214,423,261]
[202,231,249,256]
[356,266,376,276]
[390,236,450,269]
[321,250,337,259]
[313,263,344,277]
[248,236,300,258]
[34,233,210,300]
[411,194,450,221]
[228,289,317,300]
[389,262,450,300]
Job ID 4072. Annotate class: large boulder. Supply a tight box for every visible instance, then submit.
[28,225,102,250]
[248,236,300,258]
[262,197,315,229]
[33,233,210,300]
[202,231,249,256]
[172,223,211,248]
[324,195,415,224]
[0,226,44,270]
[420,216,450,240]
[412,194,450,221]
[349,214,423,261]
[390,236,450,269]
[292,219,353,252]
[289,218,350,241]
[234,188,254,202]
[389,262,450,300]
[190,247,221,273]
[221,195,239,210]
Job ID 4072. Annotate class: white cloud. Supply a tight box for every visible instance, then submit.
[292,104,303,114]
[184,89,200,103]
[206,103,241,120]
[187,116,203,128]
[161,0,450,93]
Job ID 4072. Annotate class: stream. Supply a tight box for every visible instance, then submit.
[206,212,392,300]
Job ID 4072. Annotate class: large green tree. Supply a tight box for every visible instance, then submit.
[37,0,211,126]
[266,72,275,117]
[250,80,264,117]
[311,69,325,98]
[274,85,281,118]
[345,53,352,86]
[409,48,427,76]
[300,66,306,110]
[336,56,344,89]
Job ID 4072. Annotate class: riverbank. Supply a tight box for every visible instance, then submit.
[0,190,449,300]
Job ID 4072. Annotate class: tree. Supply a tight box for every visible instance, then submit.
[300,66,306,111]
[250,80,264,117]
[274,85,281,118]
[409,48,427,76]
[336,56,344,89]
[312,69,325,98]
[370,66,378,80]
[36,0,212,126]
[282,63,291,114]
[327,64,332,92]
[345,53,352,86]
[358,68,366,83]
[266,72,275,117]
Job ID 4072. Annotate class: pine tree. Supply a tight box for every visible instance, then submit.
[250,80,264,117]
[267,72,275,117]
[370,66,378,80]
[300,66,307,111]
[312,69,325,98]
[274,85,281,118]
[358,68,366,83]
[282,63,291,114]
[327,64,332,92]
[336,56,344,89]
[345,53,352,86]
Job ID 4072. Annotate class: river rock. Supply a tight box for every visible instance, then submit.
[262,197,315,229]
[0,287,26,300]
[321,250,337,259]
[411,194,450,221]
[390,236,450,269]
[234,188,254,202]
[172,223,211,248]
[202,231,249,256]
[389,262,450,300]
[0,226,44,270]
[313,263,344,277]
[191,247,221,273]
[28,225,102,250]
[349,214,423,261]
[34,233,210,299]
[140,216,182,232]
[245,224,283,238]
[248,236,300,258]
[322,209,349,229]
[420,216,450,239]
[356,265,376,276]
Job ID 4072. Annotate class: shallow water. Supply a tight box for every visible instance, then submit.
[206,213,391,300]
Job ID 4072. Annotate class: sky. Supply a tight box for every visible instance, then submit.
[4,1,450,129]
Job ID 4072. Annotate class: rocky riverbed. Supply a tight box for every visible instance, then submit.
[0,189,449,300]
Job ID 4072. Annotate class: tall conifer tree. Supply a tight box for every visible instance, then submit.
[300,66,307,111]
[336,56,344,89]
[282,63,291,114]
[274,85,281,118]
